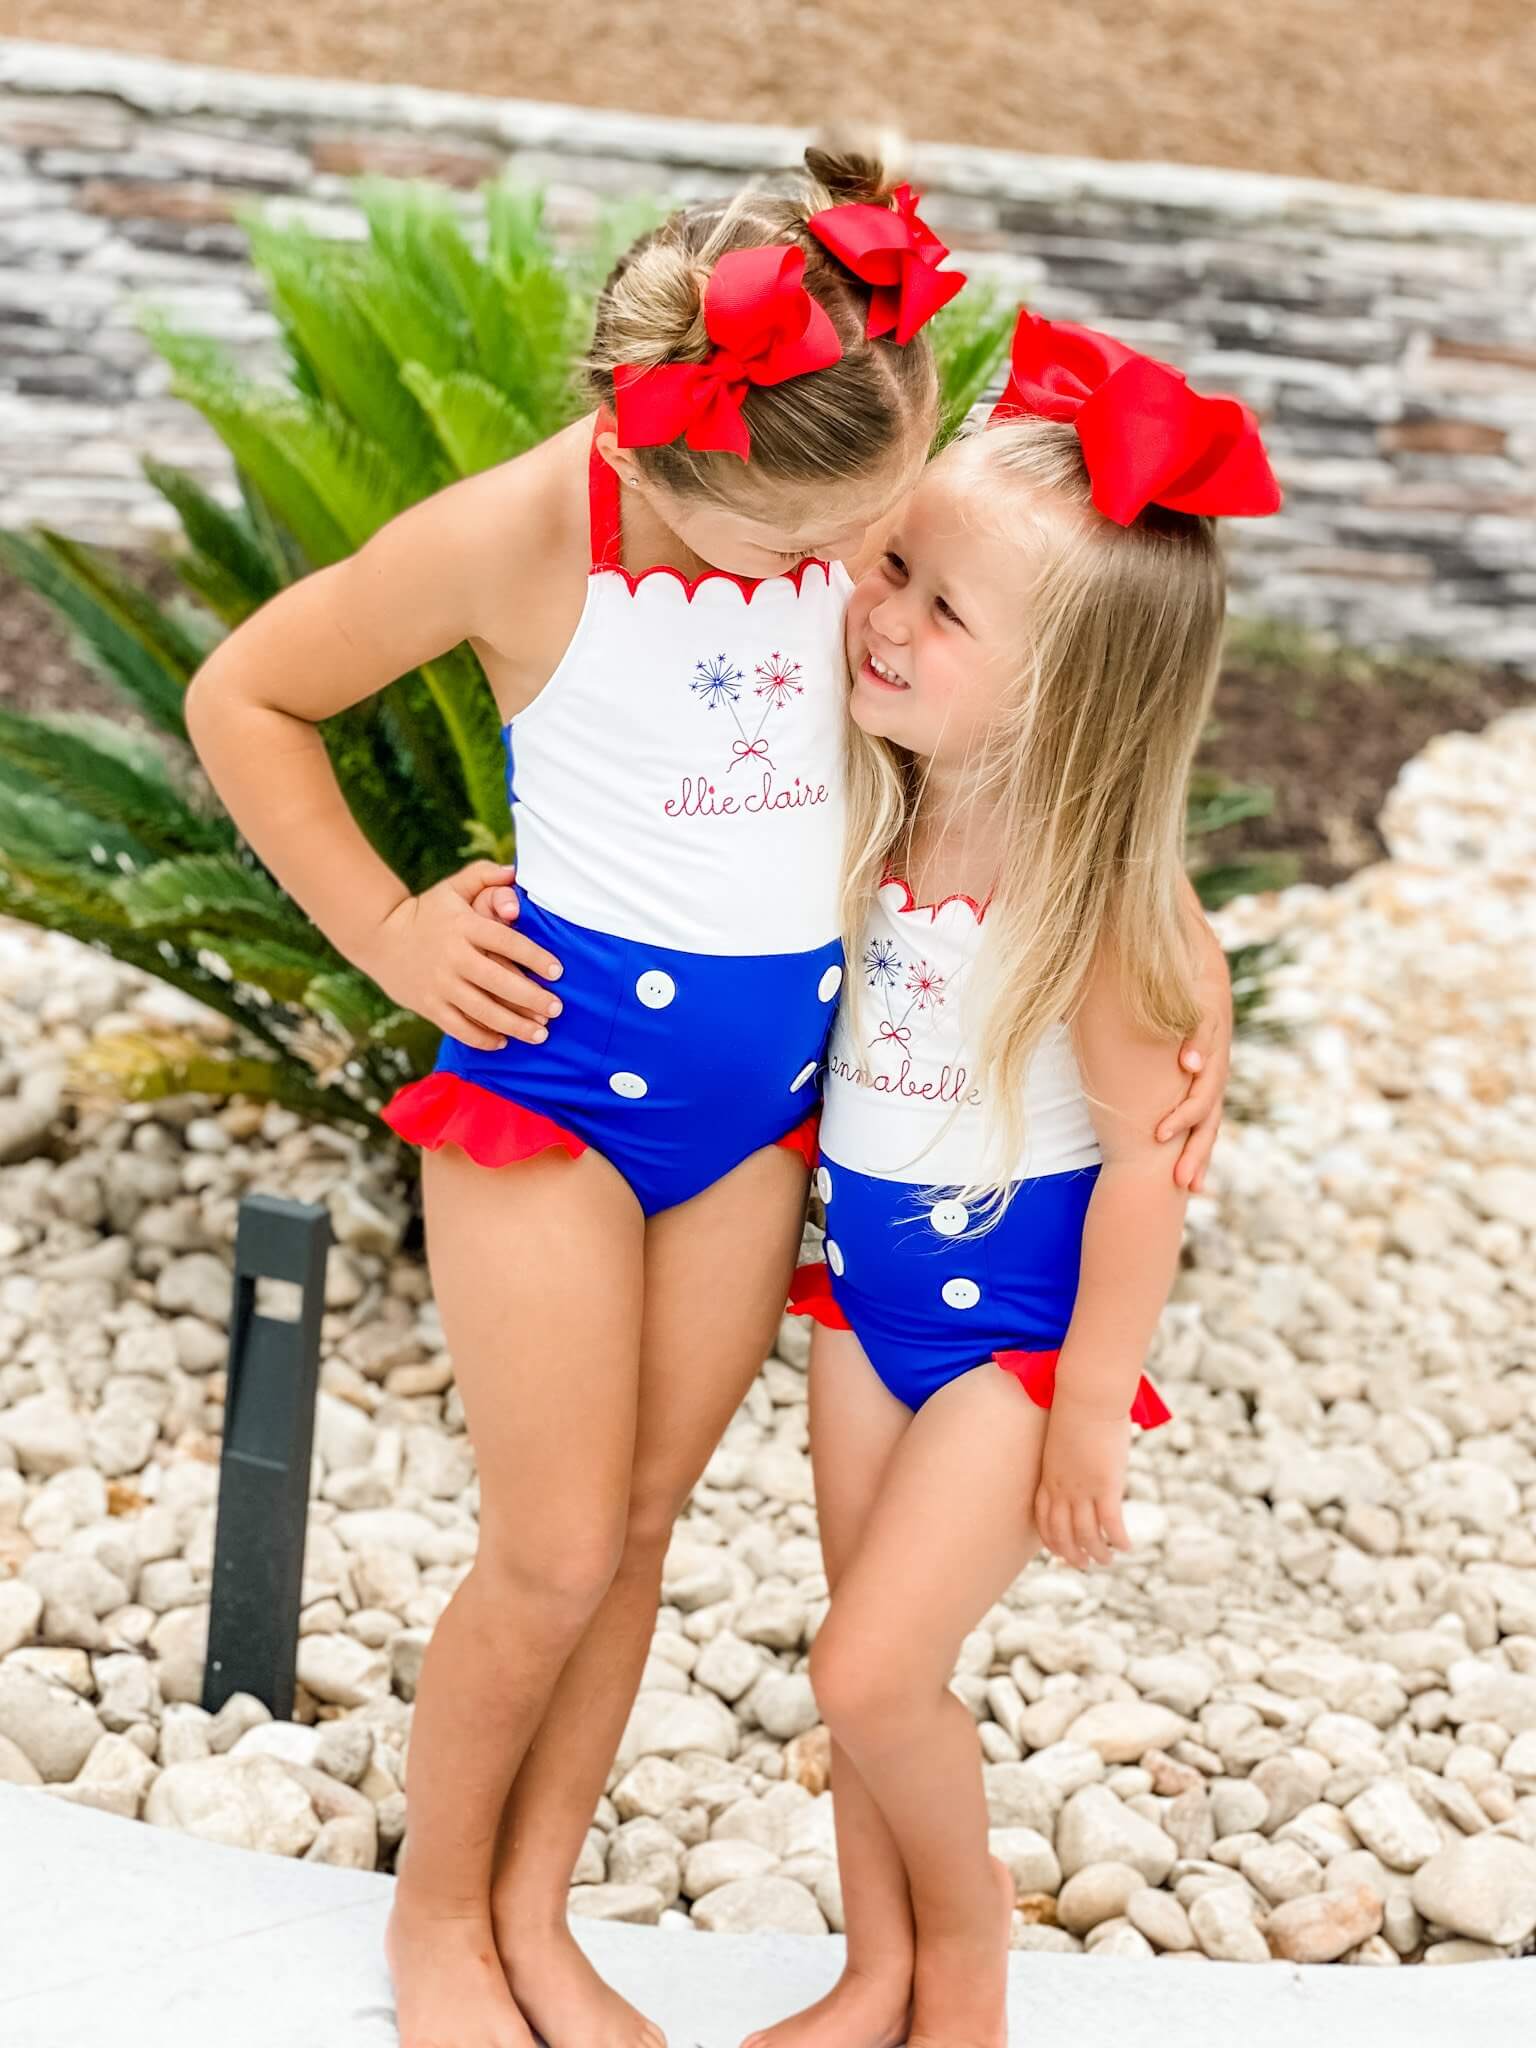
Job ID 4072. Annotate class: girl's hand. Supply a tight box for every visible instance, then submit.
[1156,932,1232,1193]
[361,860,563,1051]
[1033,1394,1133,1569]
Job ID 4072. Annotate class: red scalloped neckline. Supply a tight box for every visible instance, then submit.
[596,556,834,603]
[880,872,991,923]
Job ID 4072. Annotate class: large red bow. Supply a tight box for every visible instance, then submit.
[612,245,843,462]
[807,183,966,346]
[990,310,1282,525]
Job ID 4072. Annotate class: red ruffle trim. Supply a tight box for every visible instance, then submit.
[381,1072,587,1170]
[994,1349,1172,1430]
[786,1262,852,1330]
[775,1108,822,1169]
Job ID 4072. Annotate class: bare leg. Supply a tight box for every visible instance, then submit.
[386,1143,644,2048]
[492,1141,810,2048]
[742,1322,918,2048]
[809,1365,1053,2048]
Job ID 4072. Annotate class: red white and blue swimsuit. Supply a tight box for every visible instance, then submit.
[383,427,850,1214]
[790,879,1170,1425]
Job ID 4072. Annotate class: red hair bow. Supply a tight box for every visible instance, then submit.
[990,310,1282,525]
[807,183,966,346]
[612,245,842,462]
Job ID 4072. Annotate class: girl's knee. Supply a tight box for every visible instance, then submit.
[621,1482,690,1567]
[474,1519,626,1633]
[810,1624,909,1739]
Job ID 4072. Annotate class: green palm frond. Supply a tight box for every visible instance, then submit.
[75,1029,380,1131]
[400,365,543,477]
[0,708,231,861]
[111,853,323,947]
[929,285,1016,448]
[0,529,202,738]
[143,459,284,624]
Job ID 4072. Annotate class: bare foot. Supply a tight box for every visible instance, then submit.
[738,1959,912,2048]
[497,1911,666,2048]
[387,1893,537,2048]
[905,1859,1014,2048]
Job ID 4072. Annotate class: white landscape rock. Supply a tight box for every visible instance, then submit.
[1065,1701,1190,1763]
[1056,1785,1177,1885]
[1342,1781,1444,1872]
[0,1664,105,1781]
[144,1754,320,1857]
[691,1875,828,1936]
[616,1691,741,1769]
[1411,1837,1536,1947]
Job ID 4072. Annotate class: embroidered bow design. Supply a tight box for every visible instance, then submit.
[875,1019,914,1050]
[613,246,843,462]
[989,309,1283,526]
[807,183,966,345]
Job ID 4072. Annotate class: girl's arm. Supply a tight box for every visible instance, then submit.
[1034,946,1191,1570]
[184,439,585,1048]
[1159,876,1232,1191]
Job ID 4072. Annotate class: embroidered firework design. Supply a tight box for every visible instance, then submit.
[754,651,804,710]
[864,937,901,989]
[865,940,949,1053]
[904,959,947,1010]
[690,654,743,709]
[688,647,801,771]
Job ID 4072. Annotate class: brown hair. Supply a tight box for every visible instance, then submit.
[586,144,939,498]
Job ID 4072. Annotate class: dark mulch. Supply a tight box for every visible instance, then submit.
[3,558,1531,891]
[1197,623,1535,888]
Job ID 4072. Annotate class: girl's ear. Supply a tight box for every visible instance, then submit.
[594,429,641,490]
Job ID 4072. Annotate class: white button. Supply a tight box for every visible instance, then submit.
[817,964,844,1002]
[929,1200,969,1237]
[825,1239,845,1277]
[941,1277,980,1310]
[609,1071,648,1100]
[791,1061,818,1092]
[635,970,676,1009]
[815,1167,833,1204]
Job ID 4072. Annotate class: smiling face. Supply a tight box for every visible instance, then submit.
[845,463,1039,766]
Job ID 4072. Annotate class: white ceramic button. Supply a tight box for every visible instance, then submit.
[609,1071,648,1100]
[791,1061,818,1092]
[825,1239,845,1277]
[817,964,844,1002]
[941,1277,981,1311]
[815,1167,833,1204]
[635,970,676,1009]
[929,1200,969,1237]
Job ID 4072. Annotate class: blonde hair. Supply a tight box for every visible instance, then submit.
[586,143,938,499]
[841,418,1226,1210]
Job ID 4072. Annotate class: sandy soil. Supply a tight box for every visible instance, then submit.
[7,1,1533,204]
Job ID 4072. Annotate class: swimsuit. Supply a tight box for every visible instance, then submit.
[383,424,851,1215]
[789,877,1170,1425]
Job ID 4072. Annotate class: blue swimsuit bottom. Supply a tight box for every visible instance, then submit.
[384,891,840,1217]
[790,1152,1170,1425]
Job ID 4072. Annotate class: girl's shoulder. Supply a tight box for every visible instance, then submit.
[417,415,591,581]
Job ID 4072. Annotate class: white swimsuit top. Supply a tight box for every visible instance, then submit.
[819,878,1102,1186]
[504,431,853,958]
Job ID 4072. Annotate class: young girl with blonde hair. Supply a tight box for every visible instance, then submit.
[185,142,1228,2048]
[760,311,1281,2048]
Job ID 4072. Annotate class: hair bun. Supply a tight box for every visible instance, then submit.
[804,136,903,209]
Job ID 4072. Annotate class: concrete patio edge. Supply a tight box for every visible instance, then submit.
[2,1786,1531,2047]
